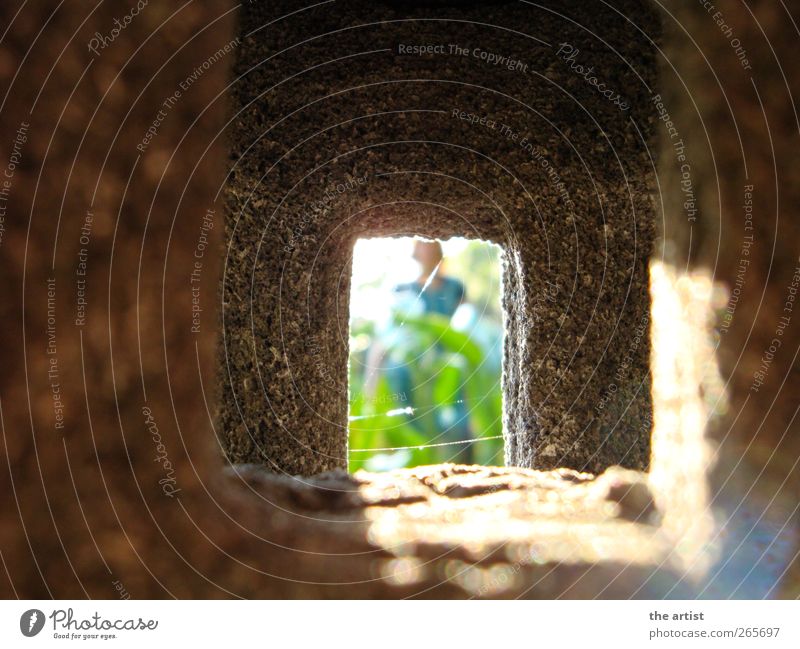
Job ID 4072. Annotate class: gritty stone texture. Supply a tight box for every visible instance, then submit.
[220,0,658,475]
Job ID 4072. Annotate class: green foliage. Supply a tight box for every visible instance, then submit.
[443,240,503,320]
[348,311,504,471]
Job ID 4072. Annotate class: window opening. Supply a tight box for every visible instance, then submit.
[348,236,504,471]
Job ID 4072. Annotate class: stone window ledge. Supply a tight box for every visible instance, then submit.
[218,261,721,597]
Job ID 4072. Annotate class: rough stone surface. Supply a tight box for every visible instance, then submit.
[1,0,798,600]
[220,0,658,475]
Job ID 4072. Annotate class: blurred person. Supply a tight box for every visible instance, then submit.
[394,239,465,318]
[365,239,474,463]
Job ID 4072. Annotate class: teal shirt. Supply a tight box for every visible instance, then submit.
[393,276,464,318]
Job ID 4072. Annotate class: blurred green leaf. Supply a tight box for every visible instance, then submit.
[348,239,504,470]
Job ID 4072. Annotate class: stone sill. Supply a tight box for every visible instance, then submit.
[226,462,675,596]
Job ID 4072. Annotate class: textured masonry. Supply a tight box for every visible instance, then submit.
[219,0,659,475]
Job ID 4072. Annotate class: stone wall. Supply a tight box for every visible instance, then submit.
[220,0,658,475]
